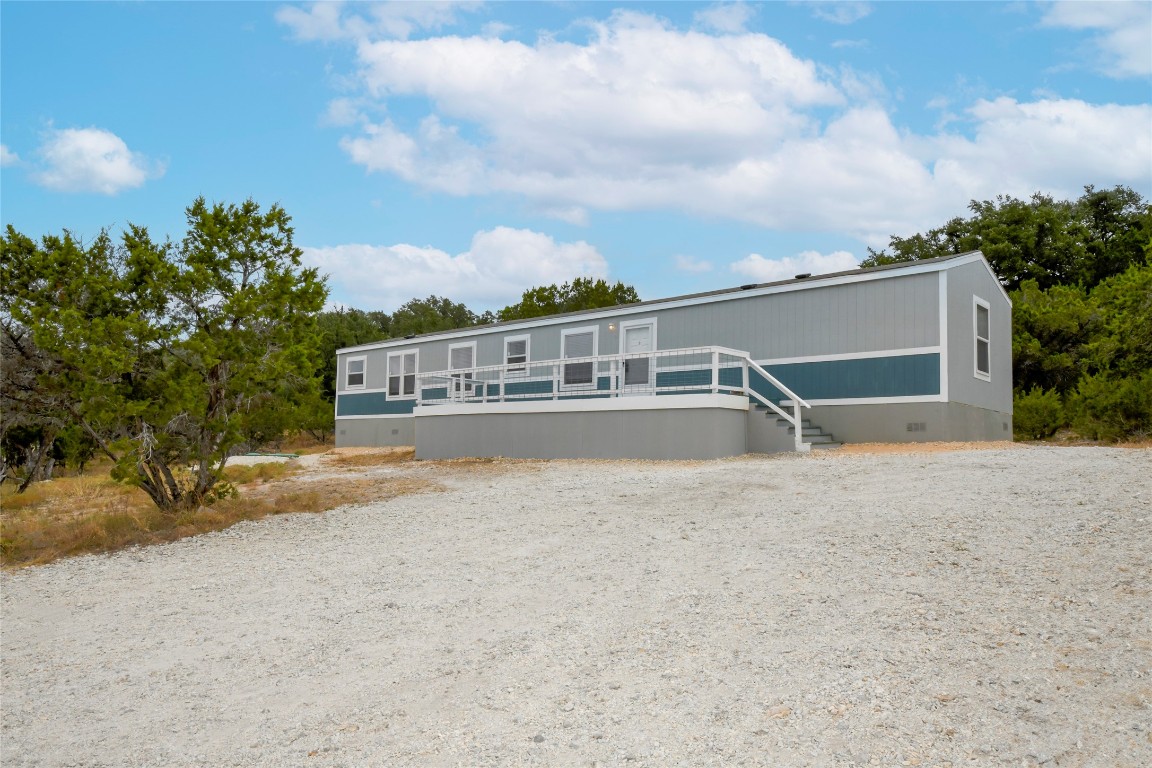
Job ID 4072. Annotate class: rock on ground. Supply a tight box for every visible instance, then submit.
[2,445,1150,767]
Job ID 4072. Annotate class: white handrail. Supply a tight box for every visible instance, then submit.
[743,357,810,452]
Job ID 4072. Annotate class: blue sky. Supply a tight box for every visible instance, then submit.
[2,1,1149,312]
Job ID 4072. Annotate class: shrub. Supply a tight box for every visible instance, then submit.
[1013,387,1066,440]
[1070,371,1152,442]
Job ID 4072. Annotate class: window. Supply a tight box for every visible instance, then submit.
[504,335,530,375]
[387,350,418,399]
[448,342,476,394]
[973,297,991,381]
[561,326,598,388]
[345,355,366,390]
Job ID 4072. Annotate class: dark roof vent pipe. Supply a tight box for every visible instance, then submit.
[739,284,757,290]
[794,273,812,279]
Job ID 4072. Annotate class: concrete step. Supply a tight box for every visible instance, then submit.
[774,418,814,429]
[779,425,826,436]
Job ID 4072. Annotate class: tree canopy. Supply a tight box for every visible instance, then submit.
[1,198,328,509]
[861,185,1150,292]
[498,277,640,321]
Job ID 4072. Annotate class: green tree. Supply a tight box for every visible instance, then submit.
[1011,280,1098,395]
[0,199,328,509]
[315,307,389,399]
[389,295,492,338]
[862,186,1149,291]
[498,277,640,321]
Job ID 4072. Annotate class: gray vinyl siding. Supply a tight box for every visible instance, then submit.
[945,261,1013,413]
[651,271,939,359]
[336,271,941,397]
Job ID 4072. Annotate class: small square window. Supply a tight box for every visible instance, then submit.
[345,356,366,389]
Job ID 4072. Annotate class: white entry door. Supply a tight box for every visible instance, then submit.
[621,321,655,391]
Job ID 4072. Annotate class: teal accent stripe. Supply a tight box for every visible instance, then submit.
[337,354,940,416]
[336,392,414,416]
[750,353,940,401]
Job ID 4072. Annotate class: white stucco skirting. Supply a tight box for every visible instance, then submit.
[413,393,749,418]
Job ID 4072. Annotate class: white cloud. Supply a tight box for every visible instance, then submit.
[831,39,868,49]
[808,2,872,25]
[0,144,18,167]
[32,127,164,195]
[322,97,363,127]
[301,226,608,311]
[731,250,859,283]
[289,10,1152,243]
[924,98,1152,206]
[674,254,714,273]
[538,206,589,226]
[277,1,479,42]
[694,3,757,33]
[1041,1,1151,78]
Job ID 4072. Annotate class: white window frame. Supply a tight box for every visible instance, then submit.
[345,355,367,390]
[561,325,599,390]
[973,296,991,382]
[504,334,531,376]
[448,341,477,395]
[386,350,419,400]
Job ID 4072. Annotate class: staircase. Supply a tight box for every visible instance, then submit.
[773,415,841,449]
[749,403,841,451]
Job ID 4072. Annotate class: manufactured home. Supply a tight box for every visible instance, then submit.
[334,251,1012,459]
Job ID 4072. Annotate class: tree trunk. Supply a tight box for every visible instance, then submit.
[16,431,54,493]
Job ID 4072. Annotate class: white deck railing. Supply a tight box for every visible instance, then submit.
[416,345,812,451]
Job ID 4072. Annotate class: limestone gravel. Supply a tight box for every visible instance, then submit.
[2,445,1150,767]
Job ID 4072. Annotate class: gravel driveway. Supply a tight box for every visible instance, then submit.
[2,445,1150,767]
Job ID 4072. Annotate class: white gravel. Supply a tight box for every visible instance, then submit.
[2,445,1150,767]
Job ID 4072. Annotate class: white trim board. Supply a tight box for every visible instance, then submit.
[756,347,940,366]
[781,394,947,406]
[336,386,391,395]
[335,413,414,421]
[337,252,994,355]
[414,393,749,417]
[938,270,949,403]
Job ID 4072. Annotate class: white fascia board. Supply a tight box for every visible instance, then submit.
[944,251,1012,306]
[413,393,749,417]
[336,256,972,355]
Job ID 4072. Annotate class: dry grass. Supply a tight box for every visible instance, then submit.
[1,451,440,569]
[221,461,300,486]
[322,447,416,468]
